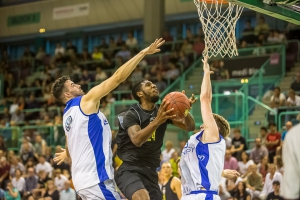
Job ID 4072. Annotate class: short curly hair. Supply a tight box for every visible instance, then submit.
[51,75,70,103]
[213,113,230,138]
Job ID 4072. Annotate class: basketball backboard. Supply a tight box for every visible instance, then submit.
[227,0,300,25]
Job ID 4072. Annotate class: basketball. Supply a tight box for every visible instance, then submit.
[163,92,191,119]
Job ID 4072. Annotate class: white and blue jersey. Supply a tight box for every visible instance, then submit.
[63,96,114,192]
[180,130,226,200]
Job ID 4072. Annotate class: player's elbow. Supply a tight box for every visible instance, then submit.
[200,94,210,101]
[131,138,143,147]
[186,123,195,132]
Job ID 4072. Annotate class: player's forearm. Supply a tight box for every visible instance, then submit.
[112,51,146,83]
[183,113,195,131]
[131,121,160,147]
[200,73,212,101]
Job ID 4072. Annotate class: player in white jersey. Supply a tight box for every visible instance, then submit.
[180,57,239,200]
[51,38,165,200]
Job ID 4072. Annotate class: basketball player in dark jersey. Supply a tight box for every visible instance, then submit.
[115,80,197,200]
[160,162,182,200]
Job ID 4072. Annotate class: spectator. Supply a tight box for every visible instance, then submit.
[4,181,21,200]
[109,37,116,49]
[164,62,180,82]
[290,73,300,92]
[44,147,53,166]
[41,180,59,200]
[91,47,104,60]
[281,121,293,142]
[155,74,167,93]
[193,36,205,57]
[273,30,286,43]
[285,90,300,121]
[9,156,25,177]
[169,151,180,177]
[181,39,193,55]
[99,38,108,49]
[34,135,46,156]
[231,128,247,160]
[250,138,268,164]
[224,149,239,171]
[259,164,282,200]
[79,69,93,92]
[80,49,92,61]
[162,30,173,52]
[186,28,194,41]
[254,16,270,36]
[106,92,116,103]
[23,167,38,198]
[35,47,45,62]
[116,35,125,47]
[0,157,10,188]
[267,30,276,43]
[169,51,179,64]
[241,20,255,44]
[287,89,300,107]
[26,93,40,109]
[54,43,65,56]
[53,169,68,191]
[260,127,268,146]
[130,67,143,82]
[252,41,266,56]
[36,170,50,189]
[0,136,7,154]
[60,180,76,200]
[161,141,175,162]
[10,108,24,124]
[219,184,231,200]
[238,151,254,177]
[115,45,131,61]
[35,155,52,177]
[270,87,286,110]
[11,169,25,195]
[100,99,111,120]
[274,156,284,174]
[266,123,281,163]
[266,181,283,200]
[19,137,35,155]
[178,50,189,69]
[258,156,269,182]
[125,32,138,49]
[246,164,263,200]
[9,98,19,114]
[65,41,77,55]
[95,67,108,82]
[234,181,251,200]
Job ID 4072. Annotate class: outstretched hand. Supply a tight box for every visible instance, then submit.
[202,56,214,74]
[141,38,165,55]
[222,169,240,179]
[182,90,198,107]
[53,148,67,165]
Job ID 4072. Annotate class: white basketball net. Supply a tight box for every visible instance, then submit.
[194,0,243,58]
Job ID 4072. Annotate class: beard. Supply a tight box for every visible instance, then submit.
[143,91,159,103]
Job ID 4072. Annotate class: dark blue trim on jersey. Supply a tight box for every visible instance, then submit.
[196,130,224,144]
[64,96,82,115]
[190,190,217,200]
[87,115,109,183]
[196,132,211,190]
[98,182,116,200]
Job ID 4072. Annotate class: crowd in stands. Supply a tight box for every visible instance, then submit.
[0,15,299,200]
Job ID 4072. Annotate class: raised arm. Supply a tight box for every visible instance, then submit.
[82,38,164,104]
[200,57,219,143]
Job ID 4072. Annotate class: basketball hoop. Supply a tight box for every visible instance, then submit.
[194,0,244,58]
